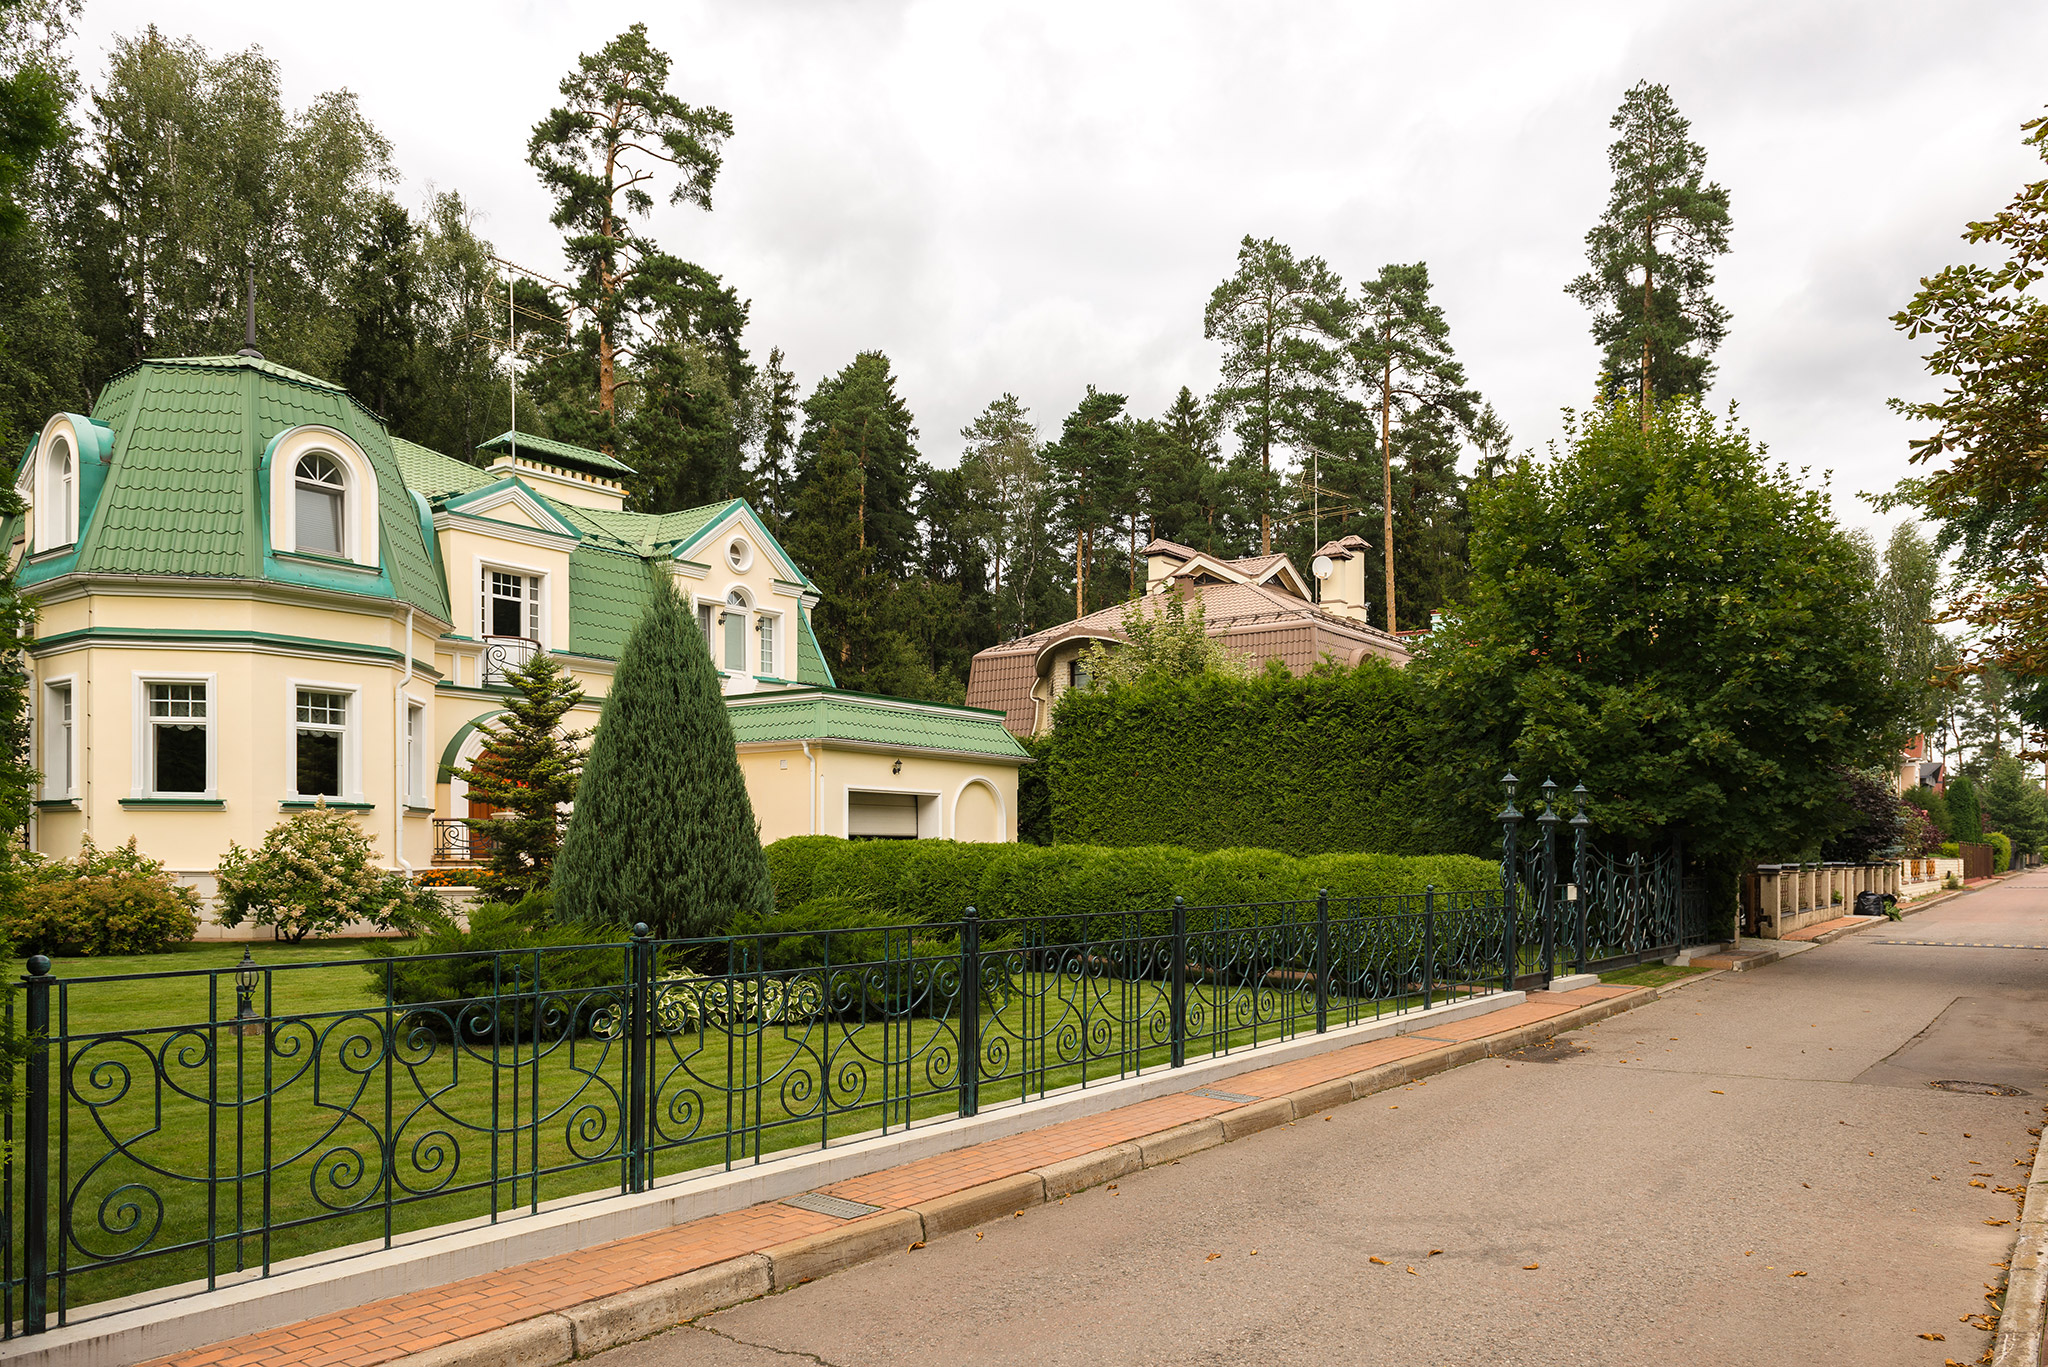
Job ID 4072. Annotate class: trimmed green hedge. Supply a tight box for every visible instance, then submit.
[1988,831,2012,873]
[1041,661,1451,855]
[760,836,1497,931]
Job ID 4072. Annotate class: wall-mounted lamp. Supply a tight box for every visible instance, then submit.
[892,760,902,775]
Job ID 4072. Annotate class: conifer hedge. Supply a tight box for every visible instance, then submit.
[1042,660,1451,855]
[760,835,1496,932]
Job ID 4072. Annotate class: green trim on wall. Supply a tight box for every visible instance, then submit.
[30,626,442,678]
[120,797,225,809]
[280,799,375,811]
[33,798,78,810]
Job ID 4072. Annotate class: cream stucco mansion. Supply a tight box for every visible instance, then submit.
[12,353,1025,926]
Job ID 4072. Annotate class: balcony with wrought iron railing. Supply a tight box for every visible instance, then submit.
[482,634,539,686]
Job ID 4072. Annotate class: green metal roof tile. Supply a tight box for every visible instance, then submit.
[724,689,1028,761]
[567,549,655,659]
[477,430,636,476]
[391,437,490,500]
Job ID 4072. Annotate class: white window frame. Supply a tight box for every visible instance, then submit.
[725,535,754,572]
[132,671,218,800]
[720,587,753,675]
[756,609,781,678]
[474,556,551,647]
[291,451,348,557]
[44,437,75,548]
[41,675,76,800]
[268,426,379,567]
[286,678,362,803]
[404,697,428,806]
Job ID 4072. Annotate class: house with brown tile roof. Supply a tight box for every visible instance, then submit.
[963,534,1409,736]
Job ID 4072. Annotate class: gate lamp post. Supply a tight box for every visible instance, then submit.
[234,949,262,1036]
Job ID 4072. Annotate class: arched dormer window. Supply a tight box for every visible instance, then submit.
[294,453,345,555]
[721,588,749,673]
[44,437,75,547]
[266,426,379,568]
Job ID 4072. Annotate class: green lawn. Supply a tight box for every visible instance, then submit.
[1599,962,1711,989]
[13,937,1478,1316]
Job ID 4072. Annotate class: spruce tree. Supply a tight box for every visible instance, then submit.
[552,571,772,937]
[454,650,586,900]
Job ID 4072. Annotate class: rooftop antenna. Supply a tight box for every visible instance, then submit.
[237,267,262,359]
[486,255,577,467]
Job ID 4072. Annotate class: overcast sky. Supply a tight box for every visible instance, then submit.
[66,1,2048,537]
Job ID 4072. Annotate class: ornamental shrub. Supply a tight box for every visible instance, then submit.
[1986,831,2012,873]
[1947,773,1983,843]
[214,804,437,942]
[5,837,199,956]
[764,836,846,910]
[553,572,773,938]
[364,895,627,1036]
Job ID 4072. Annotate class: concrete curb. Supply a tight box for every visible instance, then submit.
[359,985,1667,1366]
[1992,1117,2048,1367]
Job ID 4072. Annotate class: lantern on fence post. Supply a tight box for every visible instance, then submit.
[1570,783,1591,971]
[1536,779,1561,981]
[1499,773,1521,991]
[234,949,263,1037]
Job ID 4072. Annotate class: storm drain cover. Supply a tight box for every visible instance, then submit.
[783,1191,883,1219]
[1187,1086,1261,1103]
[1929,1079,2030,1097]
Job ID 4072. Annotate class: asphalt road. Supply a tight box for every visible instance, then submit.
[593,873,2048,1366]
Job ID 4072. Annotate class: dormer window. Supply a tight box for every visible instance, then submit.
[293,453,345,556]
[44,437,74,547]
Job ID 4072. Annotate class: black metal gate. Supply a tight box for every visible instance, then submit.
[1498,774,1700,986]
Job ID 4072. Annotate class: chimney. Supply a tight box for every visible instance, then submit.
[1312,535,1372,624]
[237,267,262,359]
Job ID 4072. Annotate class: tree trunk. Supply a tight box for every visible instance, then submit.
[1382,358,1397,634]
[1640,216,1654,434]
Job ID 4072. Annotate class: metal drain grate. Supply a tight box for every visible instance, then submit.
[783,1191,884,1219]
[1929,1080,2030,1097]
[1187,1086,1261,1104]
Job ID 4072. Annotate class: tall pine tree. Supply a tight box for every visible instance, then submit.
[552,571,771,937]
[1566,81,1733,423]
[454,651,586,900]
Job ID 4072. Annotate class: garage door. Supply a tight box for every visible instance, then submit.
[847,790,919,839]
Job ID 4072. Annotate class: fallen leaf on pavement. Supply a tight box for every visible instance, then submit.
[1523,1263,1540,1270]
[1429,1249,1443,1256]
[1370,1256,1389,1265]
[1789,1270,1807,1277]
[1013,1210,1024,1218]
[1986,1219,2011,1226]
[974,1231,984,1240]
[908,1241,926,1251]
[1249,1250,1258,1256]
[1971,1180,1988,1188]
[1919,1332,1944,1341]
[1711,1090,1725,1095]
[1206,1253,1221,1261]
[1406,1266,1418,1275]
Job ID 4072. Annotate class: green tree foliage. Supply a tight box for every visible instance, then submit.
[1982,754,2048,855]
[1045,660,1442,854]
[1859,521,1945,736]
[552,572,772,938]
[782,424,872,677]
[1131,386,1243,554]
[959,393,1068,640]
[793,351,921,578]
[454,651,587,900]
[1886,114,2048,722]
[335,197,422,427]
[1819,767,1906,863]
[1565,81,1733,418]
[1946,771,1983,843]
[404,190,513,458]
[1204,236,1349,554]
[1043,386,1131,617]
[1347,261,1480,632]
[0,0,69,239]
[1416,397,1902,864]
[526,23,730,424]
[746,345,799,526]
[1070,595,1246,693]
[6,836,198,955]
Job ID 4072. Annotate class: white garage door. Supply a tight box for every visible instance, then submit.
[847,790,919,839]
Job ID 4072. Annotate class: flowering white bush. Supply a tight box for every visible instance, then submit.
[215,802,437,942]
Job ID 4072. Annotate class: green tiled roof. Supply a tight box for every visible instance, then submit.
[28,356,450,622]
[567,548,656,657]
[478,430,636,477]
[795,610,834,687]
[391,437,490,500]
[725,689,1028,760]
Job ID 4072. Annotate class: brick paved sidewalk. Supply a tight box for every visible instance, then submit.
[146,985,1637,1367]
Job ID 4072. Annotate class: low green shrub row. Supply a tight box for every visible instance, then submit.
[1988,831,2012,873]
[763,836,1497,930]
[1,837,200,956]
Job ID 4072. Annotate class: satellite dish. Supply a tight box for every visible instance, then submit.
[1312,555,1334,580]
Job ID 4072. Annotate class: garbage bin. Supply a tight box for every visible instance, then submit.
[1853,889,1896,919]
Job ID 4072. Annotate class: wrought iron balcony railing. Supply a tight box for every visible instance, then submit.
[482,634,539,686]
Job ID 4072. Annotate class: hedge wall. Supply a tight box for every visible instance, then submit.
[760,835,1496,930]
[1042,660,1448,855]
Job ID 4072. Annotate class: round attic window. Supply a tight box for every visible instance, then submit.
[727,536,753,572]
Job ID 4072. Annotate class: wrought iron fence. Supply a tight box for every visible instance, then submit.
[5,885,1516,1334]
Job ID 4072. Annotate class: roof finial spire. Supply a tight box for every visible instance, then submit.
[237,266,262,359]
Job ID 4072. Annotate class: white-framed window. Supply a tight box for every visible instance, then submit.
[268,427,378,567]
[293,688,350,798]
[726,535,753,572]
[721,589,749,673]
[757,611,778,677]
[136,675,215,797]
[293,453,346,556]
[405,700,426,804]
[42,678,75,799]
[697,601,717,661]
[482,568,543,641]
[44,436,75,548]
